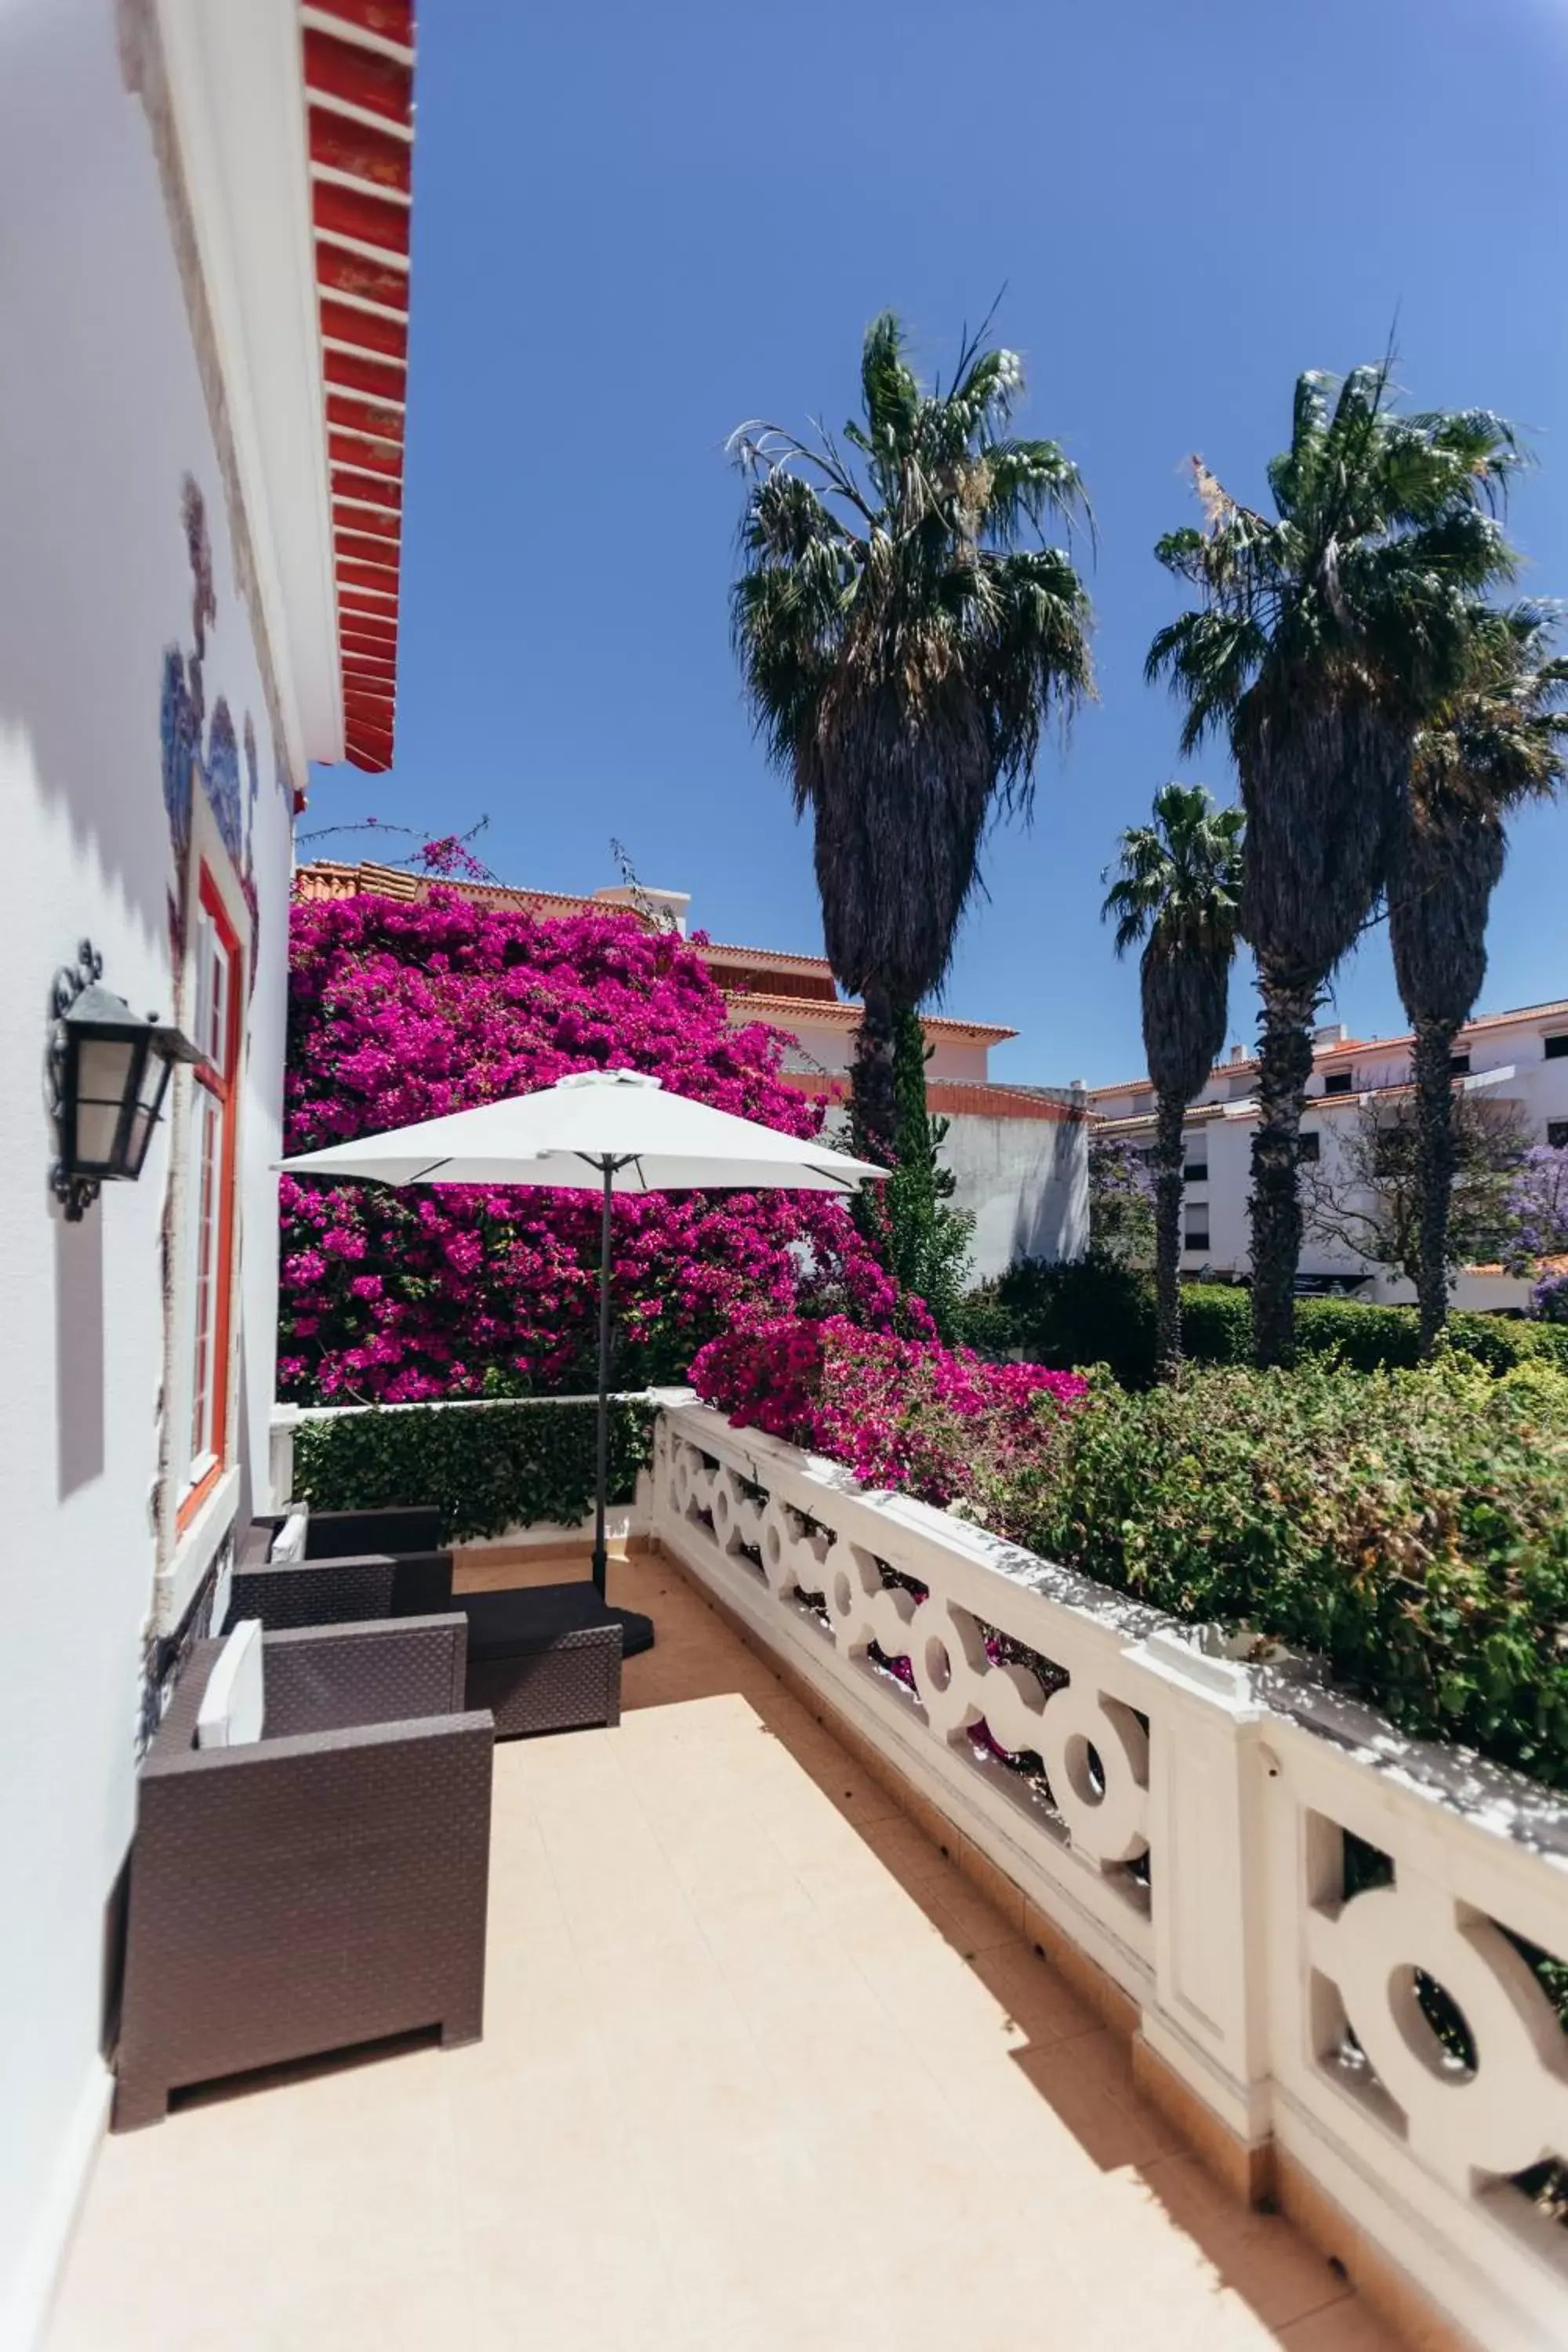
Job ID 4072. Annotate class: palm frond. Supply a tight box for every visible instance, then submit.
[729,310,1094,1011]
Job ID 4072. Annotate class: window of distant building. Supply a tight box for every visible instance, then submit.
[1183,1208,1210,1253]
[1450,1053,1471,1076]
[1298,1132,1321,1163]
[1323,1071,1354,1096]
[1549,1120,1568,1150]
[1545,1033,1568,1062]
[1183,1154,1207,1183]
[174,869,242,1526]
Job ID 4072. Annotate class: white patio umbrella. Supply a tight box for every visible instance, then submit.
[278,1069,885,1596]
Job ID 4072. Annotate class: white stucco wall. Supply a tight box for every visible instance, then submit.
[770,1012,995,1086]
[922,1036,993,1083]
[945,1112,1088,1281]
[0,5,295,2335]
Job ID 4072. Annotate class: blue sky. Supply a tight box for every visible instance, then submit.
[308,0,1568,1087]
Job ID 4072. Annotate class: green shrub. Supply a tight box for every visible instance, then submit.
[1174,1284,1251,1365]
[291,1398,657,1544]
[956,1261,1568,1385]
[945,1287,1028,1356]
[1445,1312,1568,1374]
[956,1250,1158,1386]
[1004,1357,1568,1785]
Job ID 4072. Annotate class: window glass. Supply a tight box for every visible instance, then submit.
[1544,1033,1568,1062]
[1323,1072,1353,1096]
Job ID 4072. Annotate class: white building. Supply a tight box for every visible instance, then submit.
[296,863,1092,1280]
[1088,998,1568,1302]
[0,4,416,2338]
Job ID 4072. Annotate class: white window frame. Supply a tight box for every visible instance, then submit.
[156,796,249,1632]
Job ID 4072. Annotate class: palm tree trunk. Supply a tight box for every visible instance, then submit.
[1250,965,1316,1368]
[1152,1090,1185,1380]
[851,980,898,1167]
[1412,1016,1459,1357]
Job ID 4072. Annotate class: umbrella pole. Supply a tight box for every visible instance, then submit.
[592,1160,612,1598]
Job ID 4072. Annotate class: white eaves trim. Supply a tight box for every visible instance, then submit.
[156,0,343,777]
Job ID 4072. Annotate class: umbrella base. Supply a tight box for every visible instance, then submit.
[461,1583,655,1664]
[605,1605,655,1659]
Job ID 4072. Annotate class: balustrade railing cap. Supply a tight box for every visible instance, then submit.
[1137,1626,1256,1702]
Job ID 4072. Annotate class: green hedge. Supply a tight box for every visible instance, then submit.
[1005,1356,1568,1786]
[290,1398,658,1544]
[1182,1286,1568,1376]
[954,1255,1568,1385]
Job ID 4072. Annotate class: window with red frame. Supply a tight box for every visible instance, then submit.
[176,872,241,1525]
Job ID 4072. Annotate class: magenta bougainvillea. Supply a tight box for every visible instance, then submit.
[279,891,913,1403]
[689,1316,1086,1509]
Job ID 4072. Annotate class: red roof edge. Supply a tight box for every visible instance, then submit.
[302,0,416,776]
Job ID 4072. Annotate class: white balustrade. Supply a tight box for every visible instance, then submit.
[652,1397,1568,2352]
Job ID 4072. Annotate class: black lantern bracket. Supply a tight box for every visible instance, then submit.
[48,938,201,1221]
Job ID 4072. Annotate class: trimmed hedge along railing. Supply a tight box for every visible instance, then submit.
[289,1398,658,1544]
[692,1321,1568,1790]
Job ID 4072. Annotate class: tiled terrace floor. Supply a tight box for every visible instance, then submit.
[50,1547,1403,2351]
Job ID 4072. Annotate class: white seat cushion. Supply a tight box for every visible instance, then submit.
[195,1619,265,1749]
[270,1507,309,1564]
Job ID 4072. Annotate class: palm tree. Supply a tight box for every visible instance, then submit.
[1389,602,1568,1352]
[1147,361,1523,1364]
[730,313,1093,1161]
[1102,785,1244,1376]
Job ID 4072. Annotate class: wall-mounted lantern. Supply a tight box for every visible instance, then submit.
[49,941,201,1221]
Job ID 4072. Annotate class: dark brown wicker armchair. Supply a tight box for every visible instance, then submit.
[114,1616,493,2130]
[236,1510,625,1739]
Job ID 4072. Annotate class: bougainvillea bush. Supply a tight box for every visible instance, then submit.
[280,893,913,1403]
[688,1316,1087,1508]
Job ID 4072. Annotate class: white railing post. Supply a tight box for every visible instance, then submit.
[267,1404,299,1510]
[1123,1629,1276,2170]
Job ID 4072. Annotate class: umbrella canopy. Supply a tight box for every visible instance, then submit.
[277,1068,884,1194]
[278,1069,887,1610]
